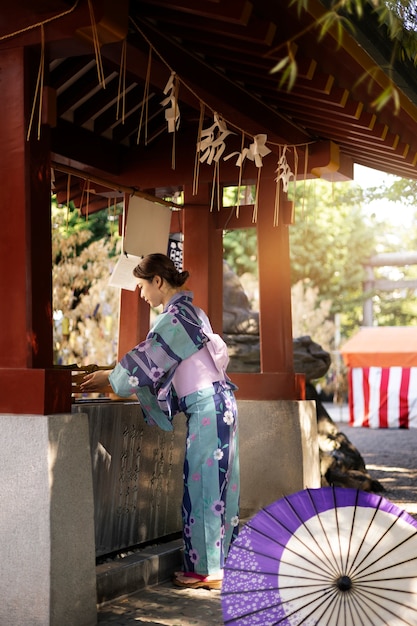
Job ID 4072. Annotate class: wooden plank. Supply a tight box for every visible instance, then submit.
[138,0,253,25]
[231,372,299,400]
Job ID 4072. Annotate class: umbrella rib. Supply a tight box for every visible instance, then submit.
[271,489,342,576]
[355,570,417,590]
[336,592,363,626]
[278,552,336,579]
[222,581,326,597]
[222,603,287,625]
[327,593,345,626]
[349,586,417,626]
[298,589,343,626]
[245,518,339,578]
[353,536,417,581]
[225,531,281,559]
[349,510,416,578]
[224,533,334,578]
[271,586,340,625]
[224,584,339,624]
[277,575,337,588]
[357,575,417,589]
[306,487,345,573]
[225,529,334,576]
[271,575,417,626]
[223,590,332,625]
[333,486,351,574]
[355,585,417,610]
[222,578,332,598]
[310,583,382,626]
[344,592,369,626]
[318,583,417,626]
[339,487,360,574]
[345,496,383,576]
[343,594,365,626]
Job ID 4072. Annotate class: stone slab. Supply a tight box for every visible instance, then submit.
[0,413,97,626]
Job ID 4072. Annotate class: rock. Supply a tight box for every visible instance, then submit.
[293,335,331,381]
[325,467,385,492]
[223,262,259,335]
[224,334,260,372]
[223,261,260,371]
[306,383,384,493]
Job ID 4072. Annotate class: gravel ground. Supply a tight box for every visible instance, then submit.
[335,419,417,519]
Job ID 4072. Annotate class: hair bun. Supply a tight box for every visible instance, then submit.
[180,270,190,281]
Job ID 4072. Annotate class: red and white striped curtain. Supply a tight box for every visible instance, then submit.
[349,367,417,428]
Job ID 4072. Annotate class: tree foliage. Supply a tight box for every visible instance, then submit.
[291,280,335,352]
[289,173,417,339]
[271,0,417,111]
[223,228,258,278]
[222,185,259,278]
[52,199,122,367]
[289,179,379,338]
[358,177,417,328]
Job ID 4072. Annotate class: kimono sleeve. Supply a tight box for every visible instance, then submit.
[109,308,207,398]
[108,365,175,431]
[108,361,139,397]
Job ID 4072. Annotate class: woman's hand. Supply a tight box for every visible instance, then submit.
[80,370,113,393]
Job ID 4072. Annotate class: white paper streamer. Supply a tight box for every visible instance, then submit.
[275,146,294,191]
[160,72,180,133]
[198,113,234,165]
[224,133,271,168]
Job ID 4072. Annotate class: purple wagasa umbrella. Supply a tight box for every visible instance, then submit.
[222,487,417,626]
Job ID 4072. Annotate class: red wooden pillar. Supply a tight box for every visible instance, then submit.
[231,174,300,400]
[117,293,150,358]
[0,47,70,413]
[182,184,223,333]
[257,177,294,373]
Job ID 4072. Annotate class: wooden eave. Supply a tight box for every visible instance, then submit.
[2,0,417,213]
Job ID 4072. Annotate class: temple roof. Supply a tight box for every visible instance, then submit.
[3,0,417,212]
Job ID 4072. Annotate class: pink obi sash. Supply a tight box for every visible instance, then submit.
[172,335,229,398]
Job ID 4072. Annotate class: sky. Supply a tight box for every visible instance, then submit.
[352,164,415,227]
[353,164,398,189]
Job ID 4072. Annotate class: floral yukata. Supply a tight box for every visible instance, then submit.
[109,291,240,576]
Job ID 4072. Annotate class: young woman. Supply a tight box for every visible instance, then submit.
[81,253,240,589]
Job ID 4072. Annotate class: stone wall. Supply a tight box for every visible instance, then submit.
[0,413,97,626]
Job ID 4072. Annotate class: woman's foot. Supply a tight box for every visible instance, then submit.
[173,571,223,590]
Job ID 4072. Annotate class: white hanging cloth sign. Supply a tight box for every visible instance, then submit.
[109,196,172,291]
[108,253,141,291]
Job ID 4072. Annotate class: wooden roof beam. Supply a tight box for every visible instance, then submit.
[278,106,386,135]
[136,0,254,25]
[136,5,275,45]
[101,29,312,145]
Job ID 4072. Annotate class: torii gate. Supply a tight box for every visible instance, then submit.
[363,252,417,326]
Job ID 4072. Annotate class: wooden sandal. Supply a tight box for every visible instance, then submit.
[173,572,223,590]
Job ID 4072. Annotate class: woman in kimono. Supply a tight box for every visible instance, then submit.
[81,253,240,589]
